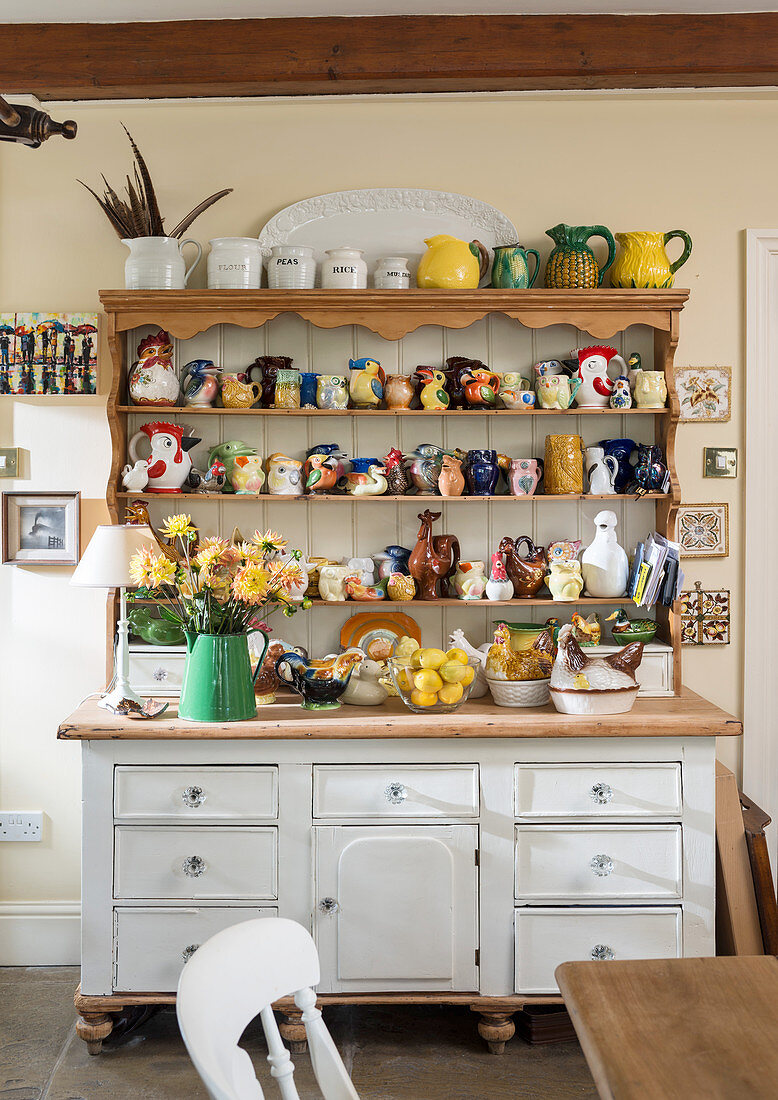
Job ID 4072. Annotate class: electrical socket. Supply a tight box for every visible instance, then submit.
[0,812,43,841]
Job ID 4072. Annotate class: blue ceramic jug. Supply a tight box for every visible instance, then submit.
[465,449,500,496]
[599,438,636,494]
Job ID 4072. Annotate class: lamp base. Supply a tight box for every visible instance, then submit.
[97,685,145,712]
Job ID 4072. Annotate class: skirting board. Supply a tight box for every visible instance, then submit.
[0,902,80,965]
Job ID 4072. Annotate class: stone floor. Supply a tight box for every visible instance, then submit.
[1,966,598,1099]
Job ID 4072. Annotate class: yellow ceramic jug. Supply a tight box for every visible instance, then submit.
[610,230,692,289]
[417,234,489,289]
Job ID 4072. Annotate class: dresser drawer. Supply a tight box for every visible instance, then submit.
[114,826,278,900]
[313,765,479,819]
[515,906,682,994]
[515,824,682,901]
[514,763,682,820]
[114,766,278,822]
[128,649,186,697]
[113,906,276,992]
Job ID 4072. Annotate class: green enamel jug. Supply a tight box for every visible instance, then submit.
[179,631,268,723]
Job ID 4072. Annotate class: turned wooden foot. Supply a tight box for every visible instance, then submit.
[278,1008,308,1054]
[476,1010,516,1055]
[76,1011,115,1055]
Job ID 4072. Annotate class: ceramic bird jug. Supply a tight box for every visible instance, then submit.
[581,510,629,598]
[610,230,693,289]
[416,235,489,290]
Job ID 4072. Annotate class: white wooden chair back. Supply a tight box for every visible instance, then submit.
[177,917,360,1100]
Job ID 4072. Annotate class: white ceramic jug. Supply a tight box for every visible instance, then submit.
[123,236,202,290]
[207,237,263,289]
[585,445,619,494]
[581,510,629,597]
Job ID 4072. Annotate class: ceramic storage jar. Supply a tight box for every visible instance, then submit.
[267,245,316,289]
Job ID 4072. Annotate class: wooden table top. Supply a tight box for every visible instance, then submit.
[57,687,741,740]
[556,955,778,1100]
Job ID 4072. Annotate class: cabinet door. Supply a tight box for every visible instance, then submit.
[314,825,478,993]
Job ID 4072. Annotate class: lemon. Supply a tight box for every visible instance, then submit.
[446,647,469,665]
[419,647,448,670]
[410,689,438,708]
[394,666,414,691]
[438,681,464,705]
[409,648,424,669]
[459,665,475,686]
[414,669,444,694]
[440,660,471,684]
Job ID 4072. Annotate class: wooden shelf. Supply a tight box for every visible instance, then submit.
[117,492,668,503]
[116,405,667,416]
[132,595,639,608]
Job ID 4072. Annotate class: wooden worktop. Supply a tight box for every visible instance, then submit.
[57,688,741,741]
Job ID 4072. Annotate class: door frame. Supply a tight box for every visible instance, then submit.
[744,229,778,867]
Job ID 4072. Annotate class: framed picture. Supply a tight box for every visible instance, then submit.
[0,311,98,396]
[2,492,80,565]
[675,366,731,423]
[676,503,729,558]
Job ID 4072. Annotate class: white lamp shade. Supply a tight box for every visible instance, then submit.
[70,524,158,588]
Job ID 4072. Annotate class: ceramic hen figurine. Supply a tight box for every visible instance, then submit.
[345,463,388,496]
[305,453,338,495]
[485,553,514,601]
[571,612,602,647]
[383,448,409,495]
[415,367,450,411]
[348,357,385,409]
[550,623,643,714]
[485,623,554,682]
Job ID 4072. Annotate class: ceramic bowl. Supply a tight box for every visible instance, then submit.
[610,626,657,645]
[388,658,479,715]
[487,676,550,708]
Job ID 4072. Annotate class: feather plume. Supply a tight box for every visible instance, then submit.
[167,189,234,240]
[121,124,164,235]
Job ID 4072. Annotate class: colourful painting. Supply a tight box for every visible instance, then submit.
[681,581,730,645]
[676,503,729,558]
[0,312,97,395]
[675,366,731,423]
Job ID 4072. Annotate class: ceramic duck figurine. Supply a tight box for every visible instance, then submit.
[571,611,602,647]
[305,453,338,495]
[340,653,390,706]
[485,624,555,682]
[348,357,384,409]
[128,607,185,646]
[581,510,629,597]
[182,359,221,407]
[383,448,410,495]
[346,463,388,496]
[221,373,261,409]
[229,455,265,494]
[485,553,514,601]
[606,609,658,642]
[408,444,444,493]
[627,352,642,386]
[344,574,388,600]
[438,454,465,497]
[121,459,149,492]
[415,367,450,411]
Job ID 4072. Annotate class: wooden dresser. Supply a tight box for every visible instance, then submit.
[59,690,740,1054]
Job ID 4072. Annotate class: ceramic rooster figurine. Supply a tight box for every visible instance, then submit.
[550,623,643,714]
[348,357,385,409]
[305,453,339,495]
[485,553,514,601]
[383,448,409,495]
[415,367,450,411]
[485,624,555,682]
[344,574,388,601]
[571,612,602,647]
[345,463,388,496]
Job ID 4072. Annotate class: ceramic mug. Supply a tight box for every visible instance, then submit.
[207,237,263,290]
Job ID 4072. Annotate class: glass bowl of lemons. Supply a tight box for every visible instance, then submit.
[388,645,478,714]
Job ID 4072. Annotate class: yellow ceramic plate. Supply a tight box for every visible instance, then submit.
[339,611,422,663]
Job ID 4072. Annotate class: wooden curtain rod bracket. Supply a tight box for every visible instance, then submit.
[0,93,77,147]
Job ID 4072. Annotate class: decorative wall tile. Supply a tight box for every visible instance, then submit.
[677,503,729,558]
[680,581,730,645]
[675,366,731,422]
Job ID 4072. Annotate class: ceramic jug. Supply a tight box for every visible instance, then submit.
[128,421,200,493]
[536,375,581,410]
[179,630,266,722]
[498,535,547,598]
[508,458,542,498]
[544,434,584,495]
[634,370,668,409]
[544,224,616,289]
[416,234,489,290]
[384,374,415,409]
[585,445,619,495]
[581,510,629,598]
[465,449,500,496]
[599,438,636,493]
[453,560,487,600]
[573,346,630,409]
[123,235,202,290]
[610,230,693,289]
[491,244,541,289]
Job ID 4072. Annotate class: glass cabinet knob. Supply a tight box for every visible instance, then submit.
[590,782,614,805]
[385,782,407,805]
[318,897,339,915]
[590,853,614,877]
[181,944,200,963]
[591,944,615,961]
[182,855,207,877]
[182,786,206,808]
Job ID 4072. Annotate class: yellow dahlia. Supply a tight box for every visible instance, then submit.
[232,562,270,605]
[129,545,156,587]
[253,528,287,554]
[160,513,195,540]
[194,536,229,568]
[148,556,177,588]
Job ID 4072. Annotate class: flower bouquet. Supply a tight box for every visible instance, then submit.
[129,515,309,722]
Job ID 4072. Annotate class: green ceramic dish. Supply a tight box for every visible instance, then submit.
[610,626,657,645]
[493,621,544,652]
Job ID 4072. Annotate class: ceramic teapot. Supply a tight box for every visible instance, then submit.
[128,421,200,493]
[610,230,693,289]
[416,234,489,290]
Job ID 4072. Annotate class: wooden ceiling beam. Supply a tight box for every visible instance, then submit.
[2,13,778,101]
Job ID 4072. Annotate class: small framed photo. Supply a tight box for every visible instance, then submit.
[2,492,80,566]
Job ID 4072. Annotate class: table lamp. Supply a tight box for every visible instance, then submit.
[71,523,158,711]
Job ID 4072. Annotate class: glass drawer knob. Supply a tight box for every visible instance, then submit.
[590,854,614,877]
[181,944,200,963]
[182,855,207,877]
[385,782,407,804]
[590,783,613,805]
[591,944,615,961]
[318,897,339,915]
[182,786,206,808]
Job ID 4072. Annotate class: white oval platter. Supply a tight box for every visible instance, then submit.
[257,188,519,286]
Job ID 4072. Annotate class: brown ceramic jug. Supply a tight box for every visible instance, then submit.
[498,535,547,598]
[409,510,461,600]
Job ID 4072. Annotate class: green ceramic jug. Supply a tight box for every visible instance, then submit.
[179,630,268,723]
[491,244,541,289]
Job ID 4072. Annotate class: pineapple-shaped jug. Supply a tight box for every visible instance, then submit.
[544,223,616,289]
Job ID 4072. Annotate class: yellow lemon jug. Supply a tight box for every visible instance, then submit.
[417,234,489,289]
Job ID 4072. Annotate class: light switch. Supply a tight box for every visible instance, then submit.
[0,448,19,477]
[703,447,738,478]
